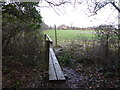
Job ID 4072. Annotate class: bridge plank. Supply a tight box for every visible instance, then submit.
[49,53,57,80]
[49,48,65,81]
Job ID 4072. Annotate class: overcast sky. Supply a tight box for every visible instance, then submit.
[38,1,118,28]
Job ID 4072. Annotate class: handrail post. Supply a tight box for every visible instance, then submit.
[44,34,53,79]
[45,35,49,70]
[44,34,53,70]
[46,40,50,70]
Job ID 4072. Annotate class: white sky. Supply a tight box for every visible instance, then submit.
[38,1,118,28]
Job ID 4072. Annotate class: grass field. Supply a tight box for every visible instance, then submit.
[44,30,96,45]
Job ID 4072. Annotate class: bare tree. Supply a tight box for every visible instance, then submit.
[40,0,119,14]
[3,0,120,14]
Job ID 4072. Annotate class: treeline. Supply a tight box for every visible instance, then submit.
[47,24,117,30]
[57,24,117,30]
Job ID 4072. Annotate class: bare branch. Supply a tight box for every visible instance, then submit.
[49,3,60,16]
[93,1,110,14]
[110,2,120,13]
[93,1,120,14]
[40,0,120,17]
[45,0,70,6]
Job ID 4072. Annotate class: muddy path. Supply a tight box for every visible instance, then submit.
[62,67,86,89]
[32,67,87,89]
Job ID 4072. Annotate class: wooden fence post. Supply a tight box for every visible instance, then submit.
[54,25,57,46]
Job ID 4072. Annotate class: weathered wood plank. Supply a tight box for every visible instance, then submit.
[50,48,65,81]
[49,54,57,80]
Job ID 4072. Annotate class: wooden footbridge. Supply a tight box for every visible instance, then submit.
[45,34,66,81]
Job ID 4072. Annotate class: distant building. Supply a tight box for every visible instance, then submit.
[58,25,68,30]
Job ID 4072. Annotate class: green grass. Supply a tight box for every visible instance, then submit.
[44,30,95,45]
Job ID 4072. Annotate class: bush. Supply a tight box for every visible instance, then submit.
[2,2,45,88]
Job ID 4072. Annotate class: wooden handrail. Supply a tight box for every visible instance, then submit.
[45,34,53,44]
[44,34,65,81]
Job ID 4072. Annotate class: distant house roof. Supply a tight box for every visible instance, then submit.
[59,25,68,30]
